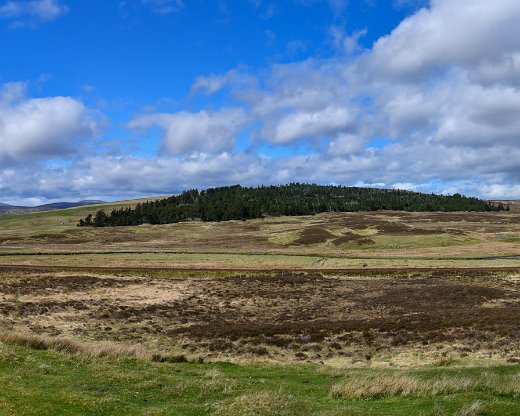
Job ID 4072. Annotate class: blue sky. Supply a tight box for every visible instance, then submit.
[0,0,519,205]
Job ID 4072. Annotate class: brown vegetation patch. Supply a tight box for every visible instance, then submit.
[2,299,91,317]
[292,227,335,245]
[0,274,137,295]
[0,236,25,244]
[333,232,375,246]
[1,269,520,362]
[321,214,445,235]
[166,275,519,345]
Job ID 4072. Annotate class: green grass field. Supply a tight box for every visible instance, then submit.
[1,338,518,416]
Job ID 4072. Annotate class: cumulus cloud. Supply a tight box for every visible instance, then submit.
[0,0,67,26]
[0,82,100,163]
[5,0,520,203]
[329,26,367,54]
[238,0,520,191]
[368,0,520,80]
[128,108,250,155]
[266,106,355,144]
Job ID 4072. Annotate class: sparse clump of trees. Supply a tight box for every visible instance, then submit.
[78,183,508,227]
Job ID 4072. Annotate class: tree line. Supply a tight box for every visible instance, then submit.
[78,183,508,227]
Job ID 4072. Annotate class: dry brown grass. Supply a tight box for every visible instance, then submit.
[330,373,473,399]
[330,372,520,400]
[0,331,202,364]
[0,331,148,358]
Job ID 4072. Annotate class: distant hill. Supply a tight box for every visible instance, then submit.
[0,200,105,216]
[0,202,25,210]
[78,183,507,227]
[35,200,106,210]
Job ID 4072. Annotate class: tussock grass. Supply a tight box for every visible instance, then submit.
[0,331,148,358]
[200,368,238,394]
[0,331,202,364]
[330,371,520,400]
[330,373,470,399]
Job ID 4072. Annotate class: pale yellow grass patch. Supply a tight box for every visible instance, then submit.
[458,401,483,416]
[331,370,520,400]
[200,368,238,394]
[330,373,475,399]
[0,331,149,359]
[0,331,203,364]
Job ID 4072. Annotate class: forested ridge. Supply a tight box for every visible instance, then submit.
[78,183,507,227]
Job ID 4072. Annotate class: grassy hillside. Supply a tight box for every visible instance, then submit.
[0,197,164,233]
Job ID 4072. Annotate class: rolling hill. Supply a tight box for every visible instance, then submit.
[0,200,105,216]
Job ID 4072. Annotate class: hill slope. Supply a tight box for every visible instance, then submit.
[79,183,506,227]
[0,200,105,216]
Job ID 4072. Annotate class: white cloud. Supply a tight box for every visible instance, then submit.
[267,106,354,144]
[191,74,228,96]
[368,0,520,80]
[0,83,100,163]
[0,81,27,103]
[328,133,365,156]
[0,0,67,26]
[479,183,520,200]
[329,26,367,54]
[190,69,257,96]
[129,108,250,155]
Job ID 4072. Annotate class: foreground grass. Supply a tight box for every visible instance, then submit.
[0,339,519,415]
